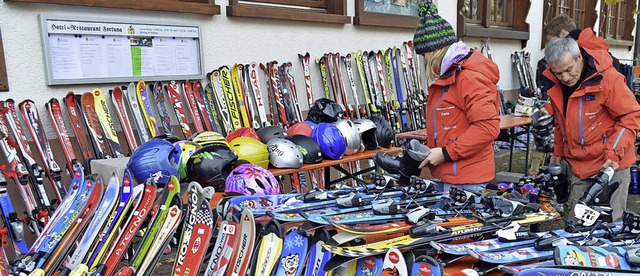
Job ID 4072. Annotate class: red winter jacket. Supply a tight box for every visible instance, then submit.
[543,48,640,179]
[425,50,501,184]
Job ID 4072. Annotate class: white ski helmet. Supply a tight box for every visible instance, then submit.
[333,119,362,155]
[353,119,378,150]
[266,138,303,169]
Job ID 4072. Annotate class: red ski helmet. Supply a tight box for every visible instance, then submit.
[287,121,313,137]
[225,127,260,143]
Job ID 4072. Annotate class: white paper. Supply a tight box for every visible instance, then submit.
[174,38,200,75]
[152,37,176,76]
[105,36,133,77]
[48,34,82,80]
[78,35,109,78]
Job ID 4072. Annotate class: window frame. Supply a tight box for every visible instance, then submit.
[0,28,7,92]
[540,0,598,49]
[5,0,220,15]
[456,0,531,45]
[227,0,349,24]
[353,0,420,29]
[599,0,636,46]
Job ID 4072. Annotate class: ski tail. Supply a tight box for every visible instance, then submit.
[110,86,139,153]
[45,98,81,174]
[64,92,96,166]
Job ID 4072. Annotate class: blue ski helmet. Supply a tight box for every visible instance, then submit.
[128,139,178,185]
[311,123,347,160]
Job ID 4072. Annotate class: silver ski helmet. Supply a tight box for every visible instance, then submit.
[266,138,303,168]
[333,119,362,155]
[353,118,378,150]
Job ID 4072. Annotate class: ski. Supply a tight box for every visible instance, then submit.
[209,70,233,133]
[284,62,304,123]
[248,62,270,128]
[220,65,242,130]
[355,51,377,114]
[63,92,95,168]
[80,93,110,159]
[134,205,183,276]
[243,64,262,129]
[136,80,159,137]
[172,182,214,275]
[232,63,251,127]
[252,220,283,276]
[342,53,364,118]
[226,209,257,276]
[110,86,138,153]
[204,219,239,276]
[125,82,150,143]
[0,173,29,256]
[181,81,206,134]
[392,48,408,131]
[19,99,67,201]
[203,82,223,133]
[317,56,331,99]
[166,81,193,139]
[150,81,174,135]
[92,88,124,158]
[100,178,156,276]
[381,248,407,276]
[193,80,214,132]
[274,227,309,276]
[298,53,314,112]
[305,228,331,276]
[45,98,81,173]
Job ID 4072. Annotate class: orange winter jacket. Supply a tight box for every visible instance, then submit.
[543,48,640,180]
[425,50,501,184]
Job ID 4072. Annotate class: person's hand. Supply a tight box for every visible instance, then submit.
[602,159,619,170]
[549,155,562,165]
[419,147,446,168]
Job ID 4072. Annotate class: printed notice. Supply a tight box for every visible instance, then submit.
[105,36,132,77]
[175,38,199,76]
[153,37,176,76]
[48,34,82,79]
[78,35,108,78]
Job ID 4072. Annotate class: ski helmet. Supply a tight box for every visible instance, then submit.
[128,139,177,185]
[228,137,270,169]
[311,123,347,160]
[287,121,313,137]
[266,138,304,168]
[306,98,344,124]
[225,163,281,195]
[151,134,182,144]
[225,127,260,143]
[333,119,363,155]
[186,144,238,190]
[191,131,229,147]
[286,135,323,164]
[369,115,395,148]
[256,125,287,144]
[169,141,201,181]
[353,119,378,150]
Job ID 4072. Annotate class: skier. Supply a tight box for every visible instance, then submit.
[542,37,640,221]
[375,0,501,193]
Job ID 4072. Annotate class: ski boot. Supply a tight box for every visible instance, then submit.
[373,140,429,180]
[579,166,618,206]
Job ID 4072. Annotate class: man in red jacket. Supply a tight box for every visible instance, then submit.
[542,37,640,221]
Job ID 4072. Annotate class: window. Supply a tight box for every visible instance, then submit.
[599,0,636,45]
[540,0,598,48]
[353,0,420,29]
[0,28,7,91]
[5,0,220,15]
[457,0,531,43]
[227,0,349,24]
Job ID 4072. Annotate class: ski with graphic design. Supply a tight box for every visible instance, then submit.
[203,82,223,133]
[305,228,331,276]
[410,256,443,276]
[204,219,239,276]
[392,48,408,131]
[80,93,111,159]
[499,266,640,276]
[129,175,181,269]
[182,81,205,133]
[150,81,174,135]
[100,179,157,276]
[64,174,120,271]
[330,260,356,276]
[0,173,29,257]
[64,92,96,165]
[498,259,556,275]
[555,245,634,269]
[92,88,124,158]
[354,51,377,114]
[242,64,262,129]
[274,227,309,276]
[166,81,193,139]
[226,209,256,276]
[136,80,159,137]
[232,64,251,127]
[0,101,49,231]
[381,248,407,276]
[252,220,283,276]
[11,175,102,275]
[209,70,233,133]
[135,205,183,276]
[172,182,214,275]
[125,82,150,143]
[220,66,241,130]
[0,239,9,276]
[45,98,81,174]
[248,62,270,128]
[342,53,364,118]
[354,256,383,276]
[110,86,138,152]
[19,99,67,201]
[191,80,214,132]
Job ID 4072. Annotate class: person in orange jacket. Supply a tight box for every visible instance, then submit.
[542,37,640,221]
[376,1,500,193]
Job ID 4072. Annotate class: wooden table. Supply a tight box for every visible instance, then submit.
[269,147,402,189]
[395,114,533,175]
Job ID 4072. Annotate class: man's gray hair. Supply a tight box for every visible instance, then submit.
[545,37,580,64]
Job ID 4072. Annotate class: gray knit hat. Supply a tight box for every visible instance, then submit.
[413,1,457,55]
